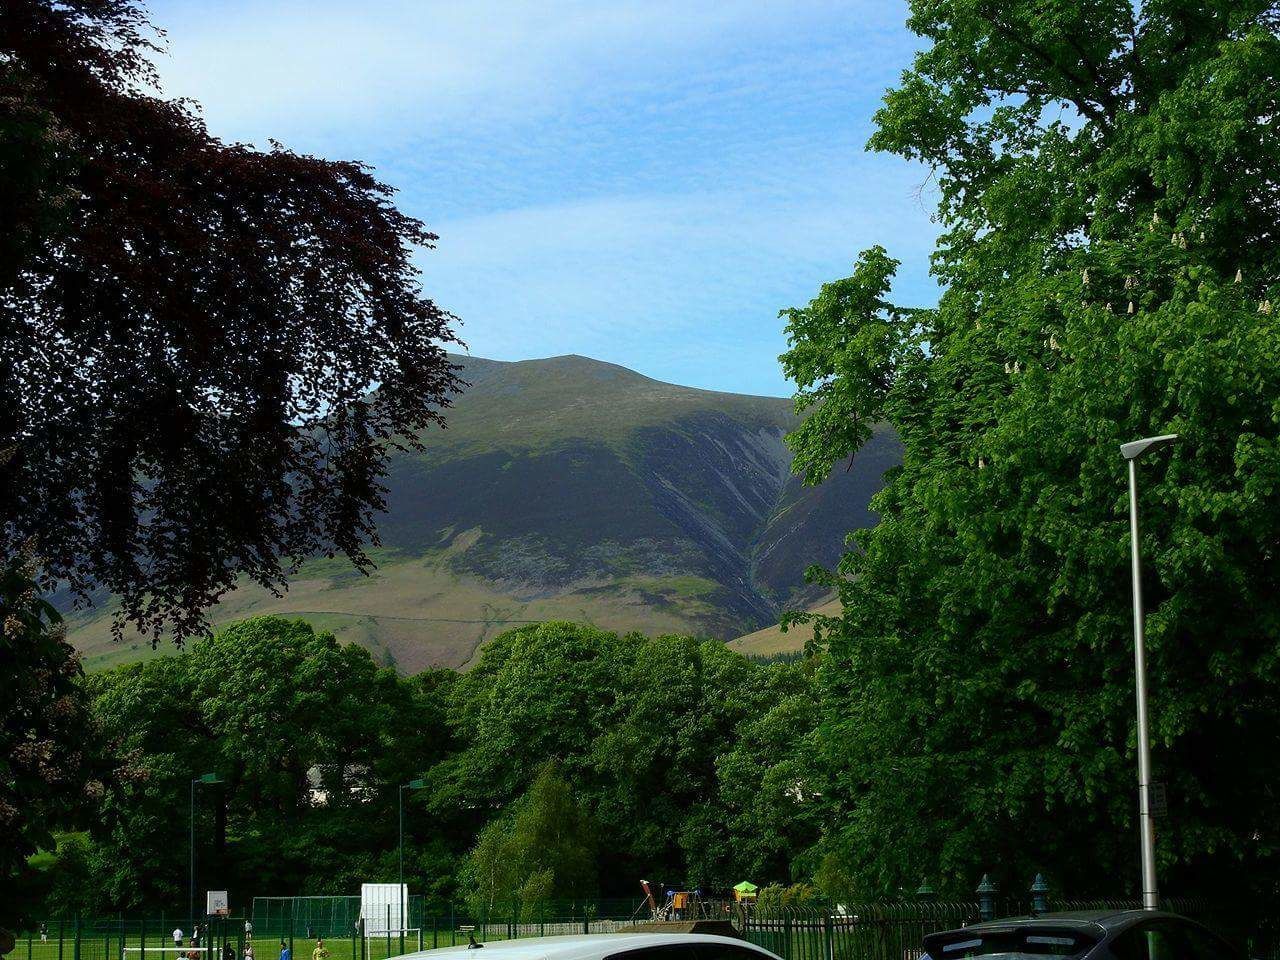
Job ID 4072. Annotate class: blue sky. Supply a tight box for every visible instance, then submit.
[147,0,938,397]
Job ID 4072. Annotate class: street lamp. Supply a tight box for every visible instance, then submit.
[190,773,222,927]
[398,779,427,935]
[1120,432,1179,910]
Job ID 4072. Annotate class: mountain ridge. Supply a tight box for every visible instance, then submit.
[66,354,898,671]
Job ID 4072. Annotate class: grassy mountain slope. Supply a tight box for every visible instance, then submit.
[66,355,897,671]
[726,597,844,657]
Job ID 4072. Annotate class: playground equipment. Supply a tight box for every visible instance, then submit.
[637,882,712,921]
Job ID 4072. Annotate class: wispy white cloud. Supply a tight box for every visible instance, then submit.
[146,0,935,395]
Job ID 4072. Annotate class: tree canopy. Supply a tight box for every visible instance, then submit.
[0,559,99,936]
[30,619,814,919]
[72,617,453,913]
[782,0,1280,898]
[0,0,460,640]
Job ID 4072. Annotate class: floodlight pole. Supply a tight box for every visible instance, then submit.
[190,774,221,929]
[398,780,426,933]
[190,778,195,929]
[1121,433,1178,911]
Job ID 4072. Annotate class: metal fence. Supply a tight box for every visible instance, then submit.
[14,896,1280,960]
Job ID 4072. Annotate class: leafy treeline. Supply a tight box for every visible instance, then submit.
[34,617,818,917]
[780,0,1280,903]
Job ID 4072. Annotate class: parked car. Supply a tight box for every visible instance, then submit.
[922,910,1243,960]
[406,934,785,960]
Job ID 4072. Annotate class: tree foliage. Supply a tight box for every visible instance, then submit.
[76,617,454,912]
[0,0,460,640]
[460,763,597,916]
[0,558,99,940]
[431,622,818,895]
[782,0,1280,898]
[32,618,812,915]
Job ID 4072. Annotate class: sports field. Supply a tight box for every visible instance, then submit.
[12,918,659,960]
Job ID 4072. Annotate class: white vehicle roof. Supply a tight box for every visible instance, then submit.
[403,934,779,960]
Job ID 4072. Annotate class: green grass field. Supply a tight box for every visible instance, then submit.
[12,919,667,960]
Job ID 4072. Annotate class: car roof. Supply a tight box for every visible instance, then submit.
[404,934,774,960]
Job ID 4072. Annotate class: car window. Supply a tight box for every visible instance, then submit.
[928,930,1096,960]
[606,942,771,960]
[605,945,698,960]
[690,944,774,960]
[1110,920,1237,960]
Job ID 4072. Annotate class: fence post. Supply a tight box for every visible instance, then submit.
[823,910,833,960]
[1029,875,1049,916]
[288,900,294,960]
[977,875,998,923]
[59,919,66,960]
[359,918,365,960]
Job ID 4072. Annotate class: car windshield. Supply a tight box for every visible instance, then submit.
[926,929,1096,960]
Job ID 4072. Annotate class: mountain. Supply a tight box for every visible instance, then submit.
[66,354,898,672]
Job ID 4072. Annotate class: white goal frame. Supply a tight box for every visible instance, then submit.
[362,929,422,955]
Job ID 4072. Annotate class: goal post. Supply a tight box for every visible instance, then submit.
[362,929,422,960]
[251,896,363,940]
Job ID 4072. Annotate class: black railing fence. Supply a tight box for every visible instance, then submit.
[737,896,1278,960]
[14,893,1280,960]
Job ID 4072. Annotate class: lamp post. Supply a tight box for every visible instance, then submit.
[190,773,222,928]
[398,779,426,934]
[1120,433,1179,910]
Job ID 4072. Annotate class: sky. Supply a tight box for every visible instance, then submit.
[146,0,939,397]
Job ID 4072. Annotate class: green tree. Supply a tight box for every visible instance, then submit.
[77,616,455,911]
[784,1,1280,897]
[459,763,596,916]
[430,622,812,895]
[430,622,636,822]
[590,638,812,889]
[713,676,823,884]
[82,656,206,911]
[0,558,99,941]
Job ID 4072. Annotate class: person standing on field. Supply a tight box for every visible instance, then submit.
[173,930,184,948]
[311,939,328,960]
[279,941,290,960]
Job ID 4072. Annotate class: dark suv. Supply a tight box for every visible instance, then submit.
[922,911,1242,960]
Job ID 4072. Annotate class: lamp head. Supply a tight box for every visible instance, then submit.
[197,773,221,784]
[407,778,426,790]
[1120,433,1179,461]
